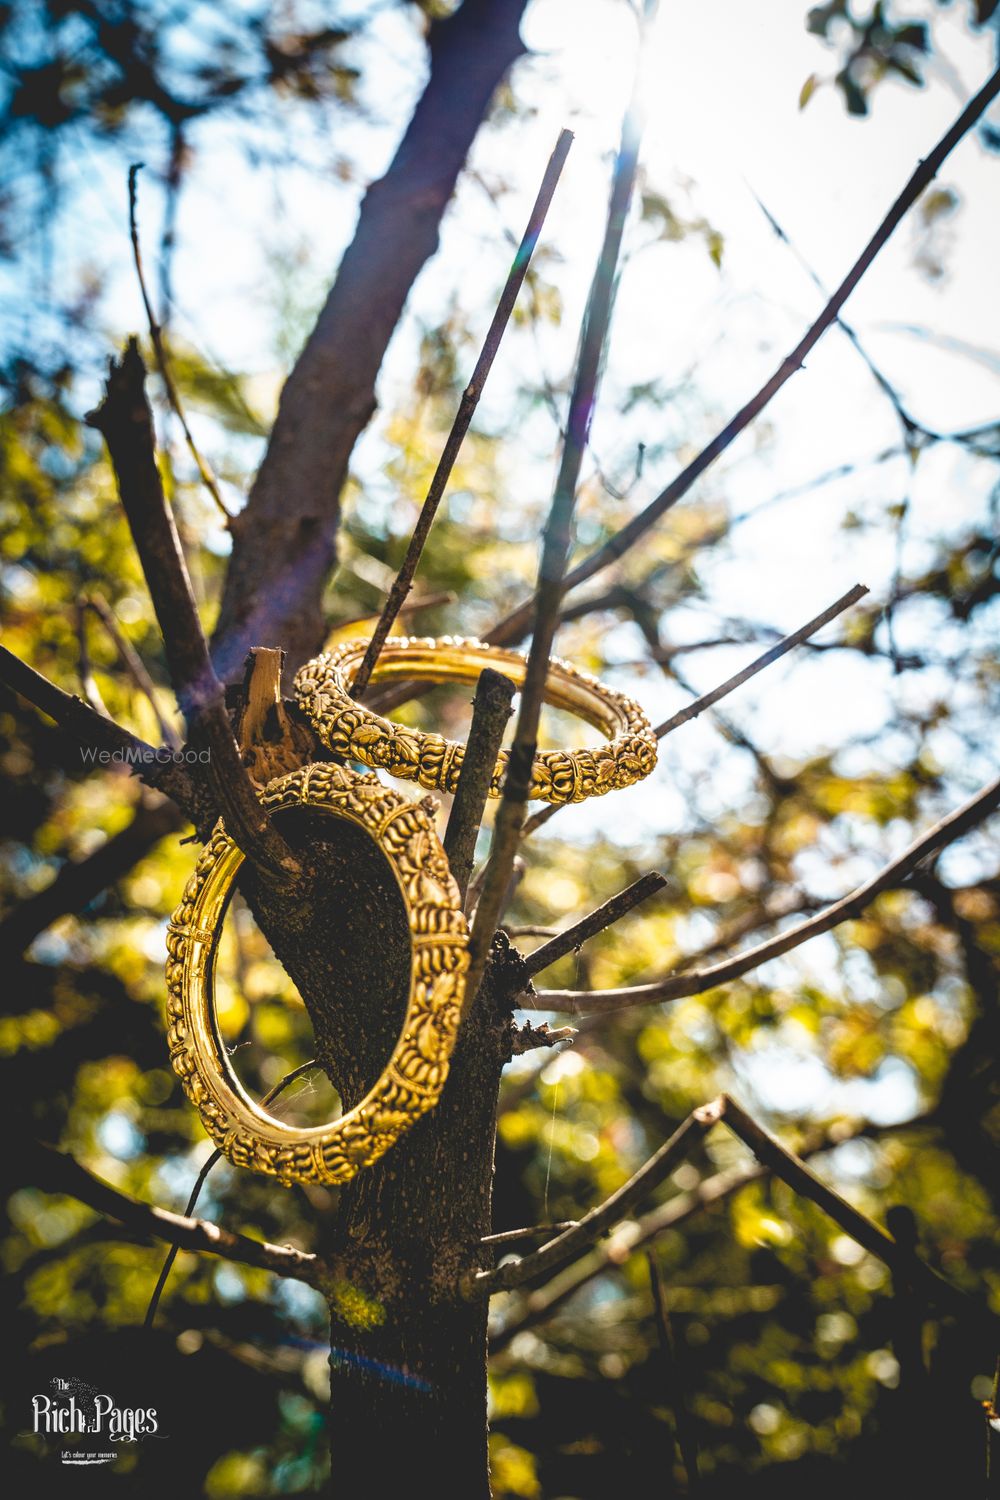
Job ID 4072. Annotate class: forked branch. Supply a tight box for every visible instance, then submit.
[469,1095,992,1342]
[489,1111,935,1352]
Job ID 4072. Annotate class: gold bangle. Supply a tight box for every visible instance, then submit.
[294,636,657,805]
[164,763,468,1186]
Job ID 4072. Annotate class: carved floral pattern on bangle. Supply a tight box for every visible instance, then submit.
[294,635,657,804]
[164,762,468,1186]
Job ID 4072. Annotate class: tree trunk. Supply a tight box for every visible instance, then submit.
[326,964,513,1497]
[235,806,523,1496]
[211,0,529,684]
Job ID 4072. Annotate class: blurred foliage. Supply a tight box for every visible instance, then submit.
[1,1,1000,1497]
[803,0,1000,118]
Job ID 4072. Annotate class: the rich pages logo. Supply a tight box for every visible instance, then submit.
[30,1375,160,1467]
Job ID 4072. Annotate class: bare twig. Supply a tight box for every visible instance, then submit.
[464,1100,720,1297]
[73,599,110,718]
[530,772,1000,1013]
[486,66,1000,650]
[465,5,655,1007]
[490,1114,936,1352]
[651,583,868,738]
[646,1249,701,1491]
[128,163,232,522]
[0,643,208,828]
[481,1221,579,1248]
[443,668,517,904]
[350,129,573,699]
[85,341,300,881]
[747,185,935,447]
[25,1140,321,1286]
[83,591,182,748]
[473,1096,990,1339]
[522,582,868,839]
[145,1058,319,1327]
[521,871,668,979]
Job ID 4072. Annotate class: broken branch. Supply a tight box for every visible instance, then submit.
[85,340,299,880]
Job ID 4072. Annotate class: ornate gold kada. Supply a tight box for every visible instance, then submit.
[165,763,469,1186]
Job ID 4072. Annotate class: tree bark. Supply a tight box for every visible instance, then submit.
[211,0,529,685]
[234,807,523,1497]
[325,962,514,1498]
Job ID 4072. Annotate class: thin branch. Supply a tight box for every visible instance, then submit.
[491,1122,851,1356]
[481,1221,579,1247]
[522,581,868,839]
[474,1096,992,1338]
[465,3,655,1008]
[25,1140,321,1286]
[145,1058,319,1327]
[486,65,1000,649]
[651,583,868,738]
[128,163,232,522]
[443,668,517,904]
[718,1095,972,1320]
[85,341,300,881]
[747,184,936,447]
[0,643,208,828]
[490,1115,936,1352]
[529,772,1000,1013]
[350,128,573,699]
[522,871,668,978]
[83,590,182,749]
[73,599,110,718]
[464,1100,720,1298]
[646,1249,701,1491]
